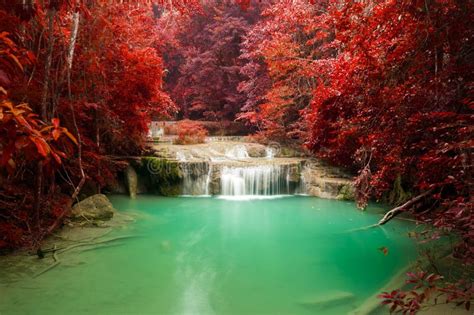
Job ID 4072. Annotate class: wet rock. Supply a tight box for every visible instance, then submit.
[106,179,127,194]
[287,163,302,183]
[301,161,355,200]
[337,184,355,200]
[71,194,115,221]
[125,165,138,199]
[244,143,267,158]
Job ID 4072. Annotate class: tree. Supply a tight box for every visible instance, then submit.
[162,0,262,121]
[0,1,176,250]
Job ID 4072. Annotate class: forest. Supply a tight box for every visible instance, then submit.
[0,0,472,314]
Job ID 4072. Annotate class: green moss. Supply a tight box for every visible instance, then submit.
[387,175,412,205]
[337,184,355,201]
[139,157,183,196]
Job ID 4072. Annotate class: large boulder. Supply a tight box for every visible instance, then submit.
[71,194,115,221]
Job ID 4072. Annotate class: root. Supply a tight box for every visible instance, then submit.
[33,245,60,279]
[57,235,140,254]
[31,235,138,278]
[51,228,112,244]
[78,242,124,253]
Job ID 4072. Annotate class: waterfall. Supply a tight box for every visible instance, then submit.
[225,145,249,159]
[220,165,291,196]
[176,151,187,162]
[181,162,212,196]
[265,147,275,159]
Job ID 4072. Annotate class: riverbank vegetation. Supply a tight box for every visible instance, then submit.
[0,0,472,312]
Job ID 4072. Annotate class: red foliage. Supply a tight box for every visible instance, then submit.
[0,2,176,250]
[161,1,263,121]
[379,272,472,314]
[173,120,208,145]
[235,0,473,311]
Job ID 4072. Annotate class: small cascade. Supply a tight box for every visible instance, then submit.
[220,165,292,196]
[225,145,249,159]
[297,170,308,195]
[176,151,187,162]
[265,147,275,159]
[180,162,212,196]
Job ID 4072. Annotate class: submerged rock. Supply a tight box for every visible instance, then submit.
[71,194,115,221]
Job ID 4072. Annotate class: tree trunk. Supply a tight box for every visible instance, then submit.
[41,8,56,120]
[66,11,85,201]
[34,8,55,248]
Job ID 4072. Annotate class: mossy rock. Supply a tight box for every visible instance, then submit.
[138,157,183,196]
[71,194,115,221]
[337,184,355,201]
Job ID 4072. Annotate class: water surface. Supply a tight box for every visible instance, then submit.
[0,195,418,315]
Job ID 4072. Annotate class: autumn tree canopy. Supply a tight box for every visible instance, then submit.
[0,0,472,312]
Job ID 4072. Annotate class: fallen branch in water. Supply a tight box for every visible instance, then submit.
[378,189,433,225]
[344,190,433,232]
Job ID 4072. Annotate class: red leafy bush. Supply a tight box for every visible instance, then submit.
[173,120,208,145]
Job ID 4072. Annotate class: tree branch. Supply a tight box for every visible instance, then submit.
[378,189,434,225]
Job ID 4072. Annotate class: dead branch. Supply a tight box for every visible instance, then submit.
[378,189,434,225]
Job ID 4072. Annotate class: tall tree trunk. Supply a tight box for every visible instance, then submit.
[41,8,56,120]
[34,8,56,247]
[66,11,85,201]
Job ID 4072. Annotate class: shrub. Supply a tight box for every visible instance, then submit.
[173,120,208,145]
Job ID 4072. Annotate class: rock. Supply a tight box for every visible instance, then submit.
[287,163,302,183]
[301,161,355,200]
[245,143,267,158]
[125,165,138,199]
[337,184,355,200]
[107,179,127,194]
[71,194,115,221]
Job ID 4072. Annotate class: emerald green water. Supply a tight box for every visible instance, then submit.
[0,195,418,315]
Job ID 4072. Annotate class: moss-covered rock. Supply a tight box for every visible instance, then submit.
[138,157,183,196]
[71,194,115,221]
[337,184,355,201]
[386,175,412,205]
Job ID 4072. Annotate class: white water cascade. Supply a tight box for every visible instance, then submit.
[181,162,212,196]
[265,147,275,159]
[225,145,249,159]
[220,165,291,196]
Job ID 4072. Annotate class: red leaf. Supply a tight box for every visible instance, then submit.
[52,117,60,128]
[29,136,50,157]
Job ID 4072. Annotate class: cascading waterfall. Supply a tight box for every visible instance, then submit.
[266,146,278,159]
[176,151,187,162]
[220,165,291,196]
[181,162,212,196]
[225,145,249,159]
[174,144,302,197]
